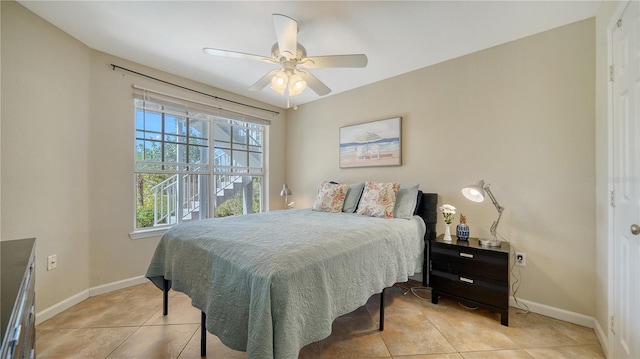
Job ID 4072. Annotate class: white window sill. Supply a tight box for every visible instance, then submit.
[129,227,169,240]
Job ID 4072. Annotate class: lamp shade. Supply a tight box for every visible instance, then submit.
[270,71,288,95]
[280,183,292,196]
[288,73,307,96]
[462,180,486,202]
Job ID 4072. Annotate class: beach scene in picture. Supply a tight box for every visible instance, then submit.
[339,117,401,168]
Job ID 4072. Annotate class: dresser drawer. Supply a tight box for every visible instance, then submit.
[431,269,509,309]
[17,271,35,359]
[431,243,508,283]
[20,292,35,359]
[1,238,36,359]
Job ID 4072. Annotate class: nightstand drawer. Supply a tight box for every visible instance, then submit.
[431,244,508,283]
[431,270,508,309]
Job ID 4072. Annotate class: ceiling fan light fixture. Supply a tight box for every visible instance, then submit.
[288,73,306,96]
[204,14,367,97]
[270,71,288,95]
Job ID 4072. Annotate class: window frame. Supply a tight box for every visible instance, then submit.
[130,90,268,238]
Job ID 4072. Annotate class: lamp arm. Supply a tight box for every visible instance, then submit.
[489,210,503,237]
[484,185,505,237]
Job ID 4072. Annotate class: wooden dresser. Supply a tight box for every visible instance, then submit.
[430,234,510,326]
[1,238,36,359]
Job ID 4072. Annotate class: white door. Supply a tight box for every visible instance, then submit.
[612,2,640,358]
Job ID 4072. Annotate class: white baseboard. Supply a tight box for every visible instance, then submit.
[510,296,595,328]
[35,276,149,325]
[36,289,90,325]
[510,297,609,357]
[89,275,148,297]
[593,318,609,357]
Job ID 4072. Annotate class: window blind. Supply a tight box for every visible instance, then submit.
[133,86,272,126]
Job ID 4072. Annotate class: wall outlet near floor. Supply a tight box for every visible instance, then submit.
[47,255,57,271]
[515,252,526,267]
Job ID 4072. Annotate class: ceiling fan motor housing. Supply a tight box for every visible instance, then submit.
[271,42,307,63]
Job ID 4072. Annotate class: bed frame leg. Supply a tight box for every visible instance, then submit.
[163,278,169,316]
[379,287,386,331]
[201,311,207,356]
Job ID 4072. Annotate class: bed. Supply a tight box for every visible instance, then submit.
[146,190,437,359]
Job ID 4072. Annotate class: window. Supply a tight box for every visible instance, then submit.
[134,91,268,231]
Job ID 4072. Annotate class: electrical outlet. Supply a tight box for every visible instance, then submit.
[47,255,57,271]
[515,252,526,267]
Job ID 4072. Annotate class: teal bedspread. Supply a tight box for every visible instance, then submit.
[146,209,425,358]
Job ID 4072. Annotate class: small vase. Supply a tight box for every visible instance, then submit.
[456,224,469,240]
[443,223,452,241]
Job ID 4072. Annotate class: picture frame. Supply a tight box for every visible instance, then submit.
[339,117,402,168]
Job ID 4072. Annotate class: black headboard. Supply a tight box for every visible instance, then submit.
[415,192,438,287]
[415,192,437,242]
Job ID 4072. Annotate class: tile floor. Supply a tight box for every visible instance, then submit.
[36,282,605,359]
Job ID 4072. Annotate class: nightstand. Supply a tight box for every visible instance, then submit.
[430,234,510,326]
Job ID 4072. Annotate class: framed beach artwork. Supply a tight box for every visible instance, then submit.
[339,117,402,168]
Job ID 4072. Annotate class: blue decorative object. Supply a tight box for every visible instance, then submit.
[456,224,469,240]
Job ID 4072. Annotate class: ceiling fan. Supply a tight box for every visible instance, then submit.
[203,13,368,97]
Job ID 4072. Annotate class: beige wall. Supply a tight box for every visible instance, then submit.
[2,1,92,309]
[287,19,596,316]
[1,2,286,311]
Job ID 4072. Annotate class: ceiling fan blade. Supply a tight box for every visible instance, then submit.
[299,54,368,68]
[299,71,331,96]
[203,48,278,64]
[249,69,281,91]
[273,13,298,60]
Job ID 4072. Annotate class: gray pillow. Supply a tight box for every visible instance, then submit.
[394,183,419,219]
[342,183,365,213]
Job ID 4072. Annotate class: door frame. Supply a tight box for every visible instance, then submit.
[607,1,633,358]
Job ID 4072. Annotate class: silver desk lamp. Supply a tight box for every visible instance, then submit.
[462,180,504,247]
[280,184,293,209]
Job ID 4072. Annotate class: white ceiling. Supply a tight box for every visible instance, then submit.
[17,1,600,109]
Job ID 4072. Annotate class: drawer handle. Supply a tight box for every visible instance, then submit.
[12,324,22,342]
[460,252,474,259]
[459,277,474,284]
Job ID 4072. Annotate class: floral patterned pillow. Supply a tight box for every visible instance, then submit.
[311,182,349,213]
[356,181,400,218]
